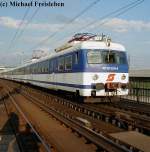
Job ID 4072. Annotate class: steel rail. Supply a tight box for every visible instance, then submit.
[1,80,145,151]
[21,89,139,152]
[27,86,150,133]
[3,85,51,152]
[4,79,150,134]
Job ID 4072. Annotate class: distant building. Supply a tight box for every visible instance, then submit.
[0,66,14,73]
[0,66,6,72]
[32,50,49,59]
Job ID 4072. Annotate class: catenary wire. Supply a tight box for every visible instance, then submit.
[30,0,102,50]
[80,0,144,32]
[9,7,40,51]
[7,8,30,51]
[47,0,144,48]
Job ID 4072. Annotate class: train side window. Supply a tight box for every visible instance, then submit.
[45,60,49,73]
[75,52,79,64]
[50,60,53,72]
[42,62,46,73]
[35,64,38,74]
[26,67,27,74]
[65,55,72,70]
[29,66,31,74]
[27,66,29,74]
[42,67,45,73]
[31,65,33,74]
[58,57,64,71]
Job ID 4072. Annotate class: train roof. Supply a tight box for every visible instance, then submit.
[71,41,126,51]
[55,33,126,52]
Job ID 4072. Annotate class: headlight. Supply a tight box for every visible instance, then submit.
[121,74,126,80]
[92,74,99,80]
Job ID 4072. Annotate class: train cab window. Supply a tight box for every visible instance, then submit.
[58,57,64,71]
[116,52,127,64]
[75,52,79,64]
[65,55,72,70]
[87,50,102,64]
[102,51,127,64]
[104,53,115,64]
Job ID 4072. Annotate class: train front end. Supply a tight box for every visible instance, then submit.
[81,37,129,98]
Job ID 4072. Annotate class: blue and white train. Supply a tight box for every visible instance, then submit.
[0,33,129,102]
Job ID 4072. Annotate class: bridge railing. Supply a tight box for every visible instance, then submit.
[122,77,150,103]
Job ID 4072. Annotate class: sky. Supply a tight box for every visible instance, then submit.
[0,0,150,69]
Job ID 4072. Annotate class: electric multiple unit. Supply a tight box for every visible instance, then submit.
[0,33,129,102]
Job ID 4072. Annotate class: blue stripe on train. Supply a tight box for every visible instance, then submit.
[34,64,128,74]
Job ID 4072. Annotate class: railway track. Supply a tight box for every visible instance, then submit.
[3,80,150,135]
[0,95,20,152]
[21,90,132,152]
[105,100,150,116]
[83,103,150,134]
[0,84,51,152]
[0,80,143,152]
[19,82,150,136]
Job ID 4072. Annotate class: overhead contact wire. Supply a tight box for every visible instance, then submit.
[9,7,40,52]
[50,0,144,45]
[30,0,102,49]
[16,7,40,42]
[81,0,144,32]
[7,8,30,50]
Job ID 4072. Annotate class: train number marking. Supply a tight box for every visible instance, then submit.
[106,74,116,81]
